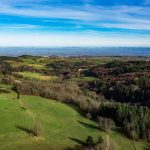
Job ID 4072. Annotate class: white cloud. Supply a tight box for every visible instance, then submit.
[0,4,149,30]
[0,24,40,29]
[0,1,150,47]
[0,5,96,21]
[99,22,150,30]
[0,33,149,47]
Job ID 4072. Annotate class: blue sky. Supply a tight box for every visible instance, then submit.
[0,0,150,47]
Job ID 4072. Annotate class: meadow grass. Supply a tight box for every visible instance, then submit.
[18,72,58,81]
[0,93,149,150]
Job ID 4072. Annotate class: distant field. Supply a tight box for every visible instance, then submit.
[18,72,58,81]
[0,92,148,150]
[27,64,47,69]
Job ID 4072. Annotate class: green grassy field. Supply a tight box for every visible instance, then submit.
[18,72,58,81]
[0,92,149,150]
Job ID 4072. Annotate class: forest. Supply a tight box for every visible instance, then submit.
[0,56,149,150]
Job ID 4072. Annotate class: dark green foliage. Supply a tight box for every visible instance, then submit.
[47,60,90,71]
[92,60,150,76]
[46,59,94,76]
[0,60,12,75]
[13,85,20,99]
[86,76,150,106]
[86,136,94,146]
[0,56,21,62]
[80,60,150,106]
[97,136,103,144]
[111,61,150,75]
[84,136,105,150]
[68,136,104,150]
[99,103,150,141]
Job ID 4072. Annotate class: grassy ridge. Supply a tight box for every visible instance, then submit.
[0,93,148,150]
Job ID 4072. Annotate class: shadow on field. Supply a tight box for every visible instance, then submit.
[78,120,98,130]
[144,146,150,150]
[69,137,86,146]
[113,127,130,139]
[20,106,27,110]
[15,125,35,135]
[113,127,125,135]
[65,145,84,150]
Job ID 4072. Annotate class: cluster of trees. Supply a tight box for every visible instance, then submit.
[112,64,150,76]
[103,60,149,76]
[98,103,150,141]
[68,135,115,150]
[83,60,150,77]
[46,59,93,76]
[47,60,90,70]
[12,79,103,116]
[0,59,12,75]
[84,136,105,150]
[72,136,104,150]
[0,56,21,62]
[97,117,115,132]
[85,76,150,106]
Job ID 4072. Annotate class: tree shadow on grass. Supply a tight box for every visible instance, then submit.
[15,125,35,136]
[113,127,124,134]
[19,106,27,110]
[69,137,86,146]
[144,145,150,150]
[113,127,130,139]
[78,120,98,130]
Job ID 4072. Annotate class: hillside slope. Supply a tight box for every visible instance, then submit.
[0,93,148,150]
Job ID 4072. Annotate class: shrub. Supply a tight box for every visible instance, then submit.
[86,136,94,146]
[97,117,115,132]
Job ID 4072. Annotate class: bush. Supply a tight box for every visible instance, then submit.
[86,136,94,146]
[97,117,115,132]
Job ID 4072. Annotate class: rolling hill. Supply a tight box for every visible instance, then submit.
[0,92,148,150]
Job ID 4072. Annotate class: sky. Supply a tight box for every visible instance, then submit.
[0,0,150,47]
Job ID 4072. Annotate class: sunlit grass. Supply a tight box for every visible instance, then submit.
[18,72,58,81]
[0,93,148,150]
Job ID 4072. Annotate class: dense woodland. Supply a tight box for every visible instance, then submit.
[0,56,150,145]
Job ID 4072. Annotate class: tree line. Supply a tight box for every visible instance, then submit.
[9,78,149,141]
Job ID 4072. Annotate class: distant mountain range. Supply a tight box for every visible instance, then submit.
[0,47,150,56]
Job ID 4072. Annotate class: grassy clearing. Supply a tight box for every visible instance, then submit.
[0,93,148,150]
[18,72,58,81]
[6,57,48,69]
[27,64,46,69]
